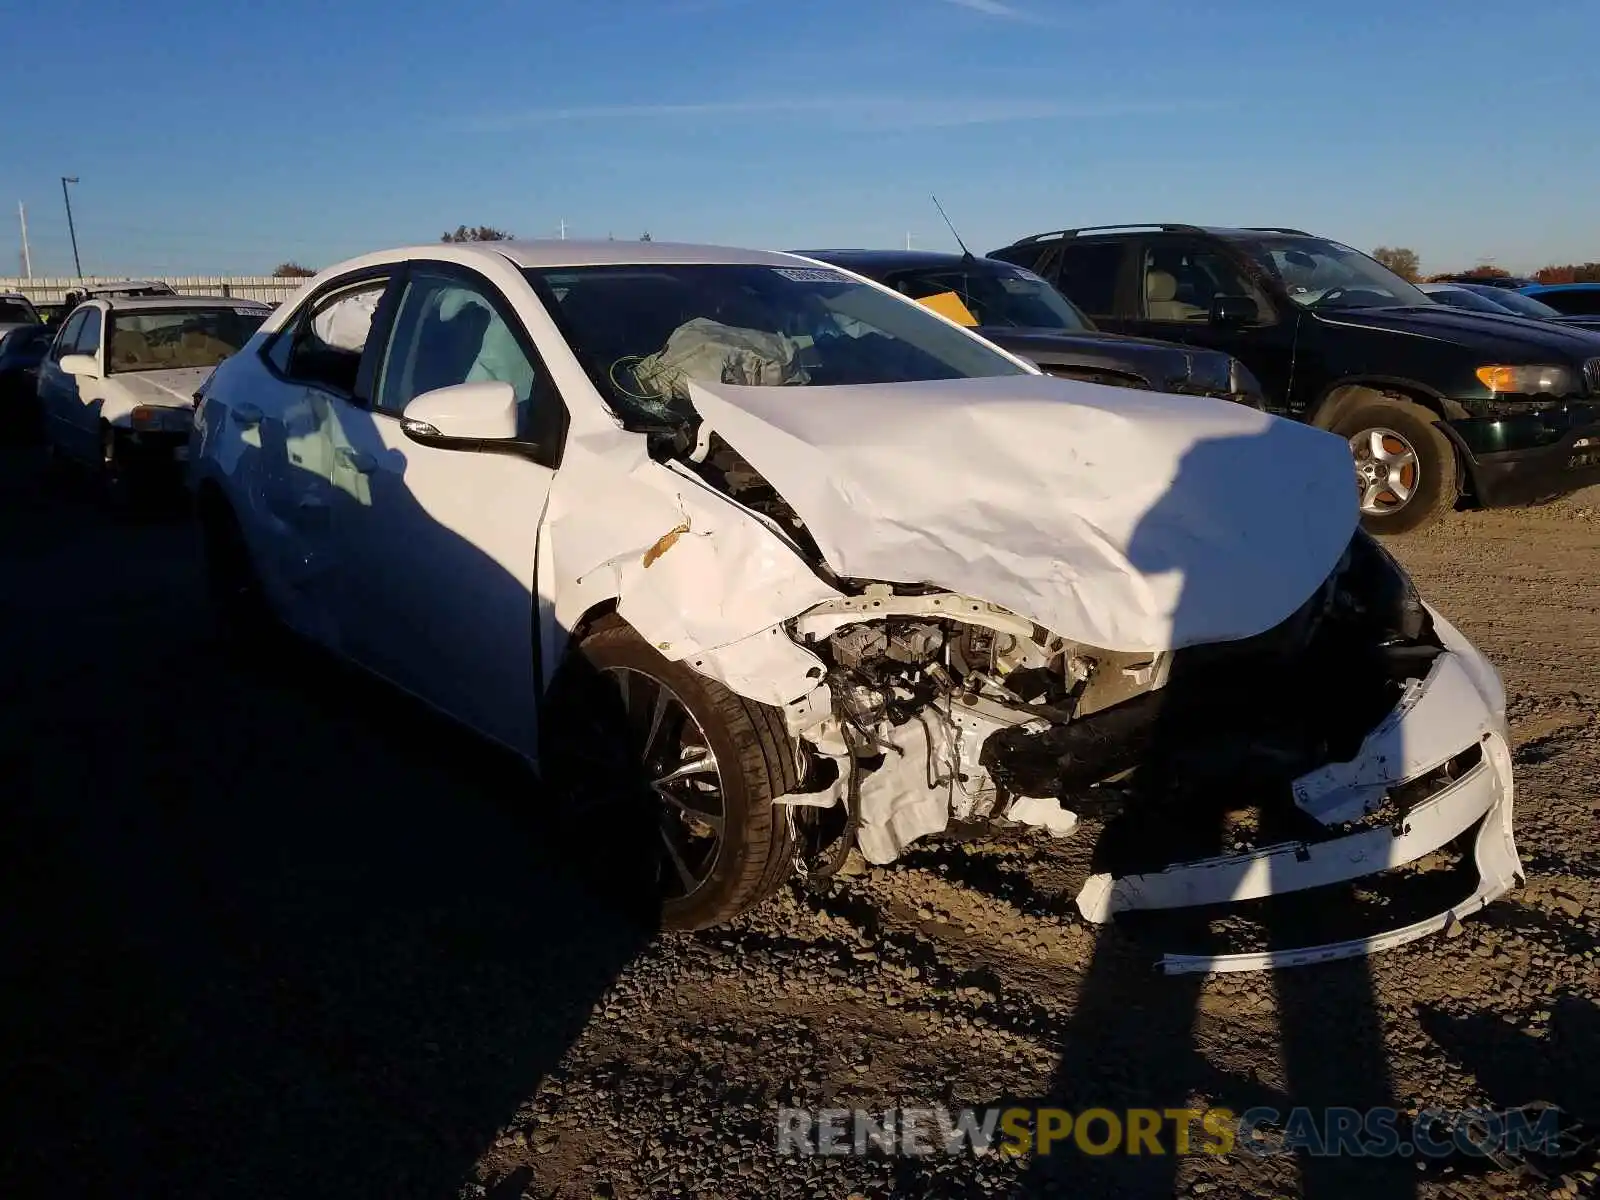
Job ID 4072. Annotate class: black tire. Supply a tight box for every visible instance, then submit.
[197,491,281,656]
[544,617,800,931]
[97,424,140,514]
[1332,397,1458,535]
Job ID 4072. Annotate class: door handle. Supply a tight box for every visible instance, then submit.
[336,447,377,474]
[231,403,264,427]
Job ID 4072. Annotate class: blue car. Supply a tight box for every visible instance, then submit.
[0,324,54,443]
[1517,283,1600,332]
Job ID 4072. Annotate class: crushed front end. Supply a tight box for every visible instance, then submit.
[774,532,1520,972]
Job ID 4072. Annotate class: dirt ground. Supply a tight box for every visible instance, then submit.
[2,452,1596,1200]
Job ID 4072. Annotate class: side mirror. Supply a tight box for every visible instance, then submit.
[1210,295,1259,327]
[399,380,518,446]
[59,353,101,379]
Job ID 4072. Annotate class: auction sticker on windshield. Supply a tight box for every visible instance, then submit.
[772,267,849,283]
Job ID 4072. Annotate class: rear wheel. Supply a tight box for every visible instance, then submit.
[544,618,800,930]
[1332,397,1457,535]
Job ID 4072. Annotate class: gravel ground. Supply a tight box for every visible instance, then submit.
[2,451,1596,1200]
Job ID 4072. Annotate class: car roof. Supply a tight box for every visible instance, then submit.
[994,224,1321,249]
[435,239,808,270]
[1521,282,1600,293]
[799,248,1015,273]
[95,294,271,313]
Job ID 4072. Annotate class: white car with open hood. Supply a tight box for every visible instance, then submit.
[188,240,1522,972]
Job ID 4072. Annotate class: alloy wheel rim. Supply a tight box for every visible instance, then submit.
[1349,426,1419,516]
[602,667,726,902]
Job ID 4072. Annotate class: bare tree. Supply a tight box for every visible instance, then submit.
[272,262,316,278]
[441,225,513,243]
[1372,246,1421,282]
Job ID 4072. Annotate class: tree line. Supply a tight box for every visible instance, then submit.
[1372,246,1599,284]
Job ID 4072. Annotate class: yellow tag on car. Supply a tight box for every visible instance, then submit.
[916,291,980,327]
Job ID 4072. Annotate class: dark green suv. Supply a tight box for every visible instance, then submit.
[992,224,1600,534]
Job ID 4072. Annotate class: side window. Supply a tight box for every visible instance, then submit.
[271,279,390,394]
[52,311,87,361]
[1538,290,1600,316]
[375,270,545,437]
[1054,242,1126,316]
[74,308,103,357]
[1141,243,1269,324]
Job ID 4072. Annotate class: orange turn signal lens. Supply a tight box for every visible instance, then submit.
[130,406,158,427]
[1475,366,1518,393]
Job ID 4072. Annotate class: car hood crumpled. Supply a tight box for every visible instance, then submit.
[687,373,1358,653]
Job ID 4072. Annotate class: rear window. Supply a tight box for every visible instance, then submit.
[1054,242,1126,316]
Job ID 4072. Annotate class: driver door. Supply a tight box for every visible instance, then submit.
[326,263,566,760]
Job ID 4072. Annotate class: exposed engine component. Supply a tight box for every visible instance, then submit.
[828,625,889,672]
[785,529,1443,874]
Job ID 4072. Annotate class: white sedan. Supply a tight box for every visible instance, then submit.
[36,293,270,495]
[188,240,1520,968]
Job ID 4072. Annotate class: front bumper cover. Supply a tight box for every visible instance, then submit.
[1446,401,1600,507]
[1074,609,1522,973]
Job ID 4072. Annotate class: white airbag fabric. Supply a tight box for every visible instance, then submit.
[687,374,1358,652]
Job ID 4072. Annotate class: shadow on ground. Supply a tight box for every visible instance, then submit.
[0,450,654,1199]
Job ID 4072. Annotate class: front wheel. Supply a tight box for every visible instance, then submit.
[1333,398,1458,535]
[544,619,800,930]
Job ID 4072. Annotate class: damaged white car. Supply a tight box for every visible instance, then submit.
[188,241,1520,970]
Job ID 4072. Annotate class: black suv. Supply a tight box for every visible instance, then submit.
[991,224,1600,533]
[800,249,1263,406]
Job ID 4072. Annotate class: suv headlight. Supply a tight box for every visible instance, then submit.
[1475,363,1578,397]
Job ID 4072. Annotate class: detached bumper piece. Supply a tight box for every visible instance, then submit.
[1074,640,1522,974]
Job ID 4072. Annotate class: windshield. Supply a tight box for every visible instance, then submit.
[1244,237,1430,310]
[525,263,1028,430]
[0,298,39,324]
[1469,287,1560,318]
[106,307,267,374]
[879,262,1093,332]
[1423,286,1513,314]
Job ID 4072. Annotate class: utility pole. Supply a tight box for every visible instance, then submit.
[559,218,567,240]
[17,202,30,279]
[905,231,913,250]
[61,176,82,278]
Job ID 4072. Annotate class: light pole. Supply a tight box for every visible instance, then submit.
[60,176,82,278]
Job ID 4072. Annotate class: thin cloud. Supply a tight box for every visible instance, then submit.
[940,0,1027,17]
[469,96,1224,133]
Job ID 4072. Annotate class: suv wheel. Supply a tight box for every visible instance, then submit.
[1332,398,1457,535]
[544,618,800,930]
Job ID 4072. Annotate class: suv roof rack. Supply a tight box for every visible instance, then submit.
[1241,227,1312,236]
[1007,223,1207,245]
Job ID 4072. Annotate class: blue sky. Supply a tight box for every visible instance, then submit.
[4,0,1597,279]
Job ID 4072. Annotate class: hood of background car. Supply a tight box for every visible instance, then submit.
[110,365,214,407]
[979,327,1234,392]
[1317,305,1600,360]
[686,373,1358,653]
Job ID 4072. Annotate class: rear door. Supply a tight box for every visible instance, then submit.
[325,261,566,759]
